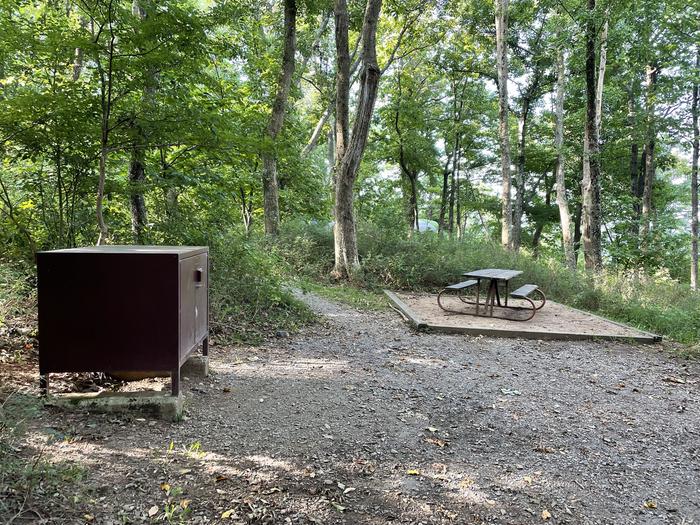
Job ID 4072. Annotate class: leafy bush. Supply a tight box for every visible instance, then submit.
[0,262,36,330]
[189,231,315,343]
[0,230,314,349]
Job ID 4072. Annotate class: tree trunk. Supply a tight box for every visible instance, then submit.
[630,141,640,215]
[580,0,602,271]
[327,126,335,181]
[456,161,462,239]
[409,172,419,232]
[532,172,553,259]
[95,10,116,246]
[513,97,530,251]
[640,63,658,243]
[448,166,456,235]
[573,202,582,262]
[691,47,699,290]
[398,153,419,231]
[554,47,575,270]
[594,12,608,141]
[129,145,148,244]
[437,152,451,234]
[72,17,87,81]
[332,0,383,279]
[303,106,332,157]
[627,84,641,234]
[263,0,297,235]
[495,0,512,249]
[303,31,362,158]
[240,187,253,235]
[97,137,109,245]
[394,76,419,232]
[512,44,544,252]
[129,1,151,245]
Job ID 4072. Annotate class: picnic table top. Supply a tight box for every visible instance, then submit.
[463,268,523,281]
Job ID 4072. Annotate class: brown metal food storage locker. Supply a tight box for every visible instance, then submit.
[37,246,209,396]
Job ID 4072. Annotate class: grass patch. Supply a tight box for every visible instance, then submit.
[0,392,85,522]
[295,279,389,311]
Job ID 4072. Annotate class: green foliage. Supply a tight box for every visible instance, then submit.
[0,230,314,347]
[0,262,35,331]
[202,231,315,344]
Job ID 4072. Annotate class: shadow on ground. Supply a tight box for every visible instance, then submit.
[3,292,700,524]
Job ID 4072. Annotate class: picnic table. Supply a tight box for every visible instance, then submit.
[437,268,546,321]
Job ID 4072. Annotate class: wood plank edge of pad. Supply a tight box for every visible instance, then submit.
[383,290,428,330]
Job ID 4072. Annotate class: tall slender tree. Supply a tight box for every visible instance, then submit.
[332,0,383,279]
[262,0,297,236]
[640,62,659,242]
[95,1,117,246]
[129,0,151,245]
[554,45,575,270]
[691,47,699,290]
[512,17,547,252]
[495,0,512,249]
[580,0,603,270]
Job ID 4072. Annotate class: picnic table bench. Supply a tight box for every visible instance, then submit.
[438,268,546,321]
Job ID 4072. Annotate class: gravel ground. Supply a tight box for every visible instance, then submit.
[7,292,700,524]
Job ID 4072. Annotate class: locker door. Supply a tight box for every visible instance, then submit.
[194,253,208,342]
[179,256,197,357]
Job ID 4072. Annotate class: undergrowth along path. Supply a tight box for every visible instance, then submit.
[9,292,700,524]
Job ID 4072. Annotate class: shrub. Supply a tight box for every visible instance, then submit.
[193,231,315,343]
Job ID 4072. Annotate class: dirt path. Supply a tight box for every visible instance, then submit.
[13,293,700,524]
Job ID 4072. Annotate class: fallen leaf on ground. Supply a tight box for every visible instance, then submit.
[534,444,555,453]
[662,377,686,384]
[148,505,159,517]
[83,514,94,522]
[424,437,449,447]
[644,500,657,509]
[426,427,438,433]
[180,499,191,509]
[406,469,420,475]
[500,388,522,396]
[160,482,170,493]
[459,477,475,488]
[330,501,346,512]
[542,509,552,520]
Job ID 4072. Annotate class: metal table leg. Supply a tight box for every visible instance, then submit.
[475,279,481,315]
[488,280,498,316]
